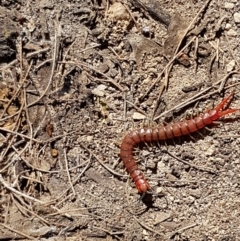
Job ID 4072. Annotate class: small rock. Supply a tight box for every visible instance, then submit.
[51,149,58,157]
[142,229,149,236]
[184,195,195,204]
[154,212,172,225]
[109,69,118,78]
[233,12,240,23]
[227,29,237,36]
[146,159,156,169]
[142,77,151,85]
[30,226,56,237]
[161,221,178,231]
[92,85,107,97]
[226,60,235,72]
[86,135,93,142]
[97,84,107,91]
[225,23,232,30]
[188,189,201,198]
[206,147,215,156]
[92,89,104,97]
[156,186,164,194]
[98,63,109,73]
[224,2,234,9]
[92,27,105,36]
[157,161,166,169]
[132,112,146,120]
[108,2,130,21]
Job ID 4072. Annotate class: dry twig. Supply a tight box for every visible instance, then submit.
[0,223,34,240]
[0,174,44,204]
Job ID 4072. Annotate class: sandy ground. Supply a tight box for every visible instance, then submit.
[0,0,240,240]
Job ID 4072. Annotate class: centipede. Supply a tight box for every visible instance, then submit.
[120,93,239,193]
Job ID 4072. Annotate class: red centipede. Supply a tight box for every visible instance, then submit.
[120,93,239,193]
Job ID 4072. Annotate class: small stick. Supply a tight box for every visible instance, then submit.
[166,150,216,173]
[0,174,44,204]
[126,100,147,116]
[80,143,126,177]
[27,24,60,108]
[63,146,76,196]
[142,36,196,100]
[0,223,34,240]
[169,223,198,239]
[0,127,42,143]
[132,215,167,240]
[54,159,92,207]
[153,71,240,121]
[61,61,124,92]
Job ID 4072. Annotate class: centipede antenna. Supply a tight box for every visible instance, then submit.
[191,101,200,119]
[194,101,200,114]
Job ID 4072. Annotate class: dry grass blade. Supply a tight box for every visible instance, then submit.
[54,159,92,207]
[27,29,59,108]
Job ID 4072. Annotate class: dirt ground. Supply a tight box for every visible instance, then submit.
[0,0,240,240]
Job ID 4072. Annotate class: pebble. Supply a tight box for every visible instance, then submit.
[142,229,149,236]
[224,2,234,9]
[92,84,107,97]
[225,23,232,30]
[108,2,130,21]
[205,147,215,156]
[227,29,238,36]
[156,186,164,194]
[152,212,171,223]
[226,60,236,72]
[132,112,146,120]
[233,12,240,23]
[86,136,93,142]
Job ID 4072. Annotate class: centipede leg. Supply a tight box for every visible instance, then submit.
[139,188,154,201]
[187,133,196,141]
[205,126,213,133]
[196,130,205,138]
